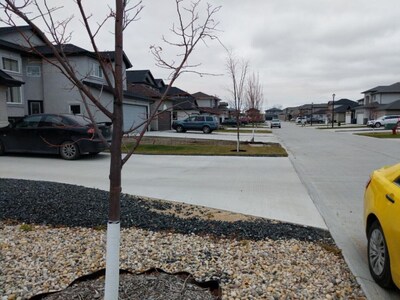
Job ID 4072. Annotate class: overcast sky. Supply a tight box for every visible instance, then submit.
[4,0,400,109]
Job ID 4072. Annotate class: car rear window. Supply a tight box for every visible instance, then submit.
[63,115,92,126]
[206,116,214,121]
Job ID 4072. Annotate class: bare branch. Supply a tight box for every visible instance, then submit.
[151,0,221,80]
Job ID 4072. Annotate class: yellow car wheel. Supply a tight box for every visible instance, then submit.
[368,221,394,288]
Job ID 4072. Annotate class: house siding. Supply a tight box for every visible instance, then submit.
[41,58,113,122]
[22,58,44,110]
[0,29,44,47]
[0,86,8,127]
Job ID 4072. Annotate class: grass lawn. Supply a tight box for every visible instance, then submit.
[356,132,400,138]
[122,137,287,156]
[216,129,272,134]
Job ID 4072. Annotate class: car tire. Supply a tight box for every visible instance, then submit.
[60,141,80,160]
[0,140,4,155]
[202,126,211,134]
[375,122,381,128]
[368,220,394,288]
[176,125,184,133]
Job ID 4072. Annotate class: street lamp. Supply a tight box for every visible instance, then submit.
[310,102,314,126]
[331,93,335,128]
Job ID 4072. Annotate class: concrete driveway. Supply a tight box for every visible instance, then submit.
[0,130,326,229]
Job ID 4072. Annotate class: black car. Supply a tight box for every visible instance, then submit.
[0,114,111,160]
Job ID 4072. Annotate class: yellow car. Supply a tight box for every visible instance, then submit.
[364,163,400,289]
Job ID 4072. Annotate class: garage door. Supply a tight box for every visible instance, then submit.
[356,113,364,125]
[158,111,171,130]
[123,104,148,134]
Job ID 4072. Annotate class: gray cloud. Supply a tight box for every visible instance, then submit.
[2,0,399,108]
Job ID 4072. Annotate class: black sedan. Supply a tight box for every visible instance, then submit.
[0,114,111,160]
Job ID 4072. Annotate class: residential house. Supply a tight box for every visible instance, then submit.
[265,107,283,120]
[126,69,173,131]
[160,86,199,120]
[327,99,358,124]
[0,25,153,133]
[192,91,229,123]
[355,82,400,124]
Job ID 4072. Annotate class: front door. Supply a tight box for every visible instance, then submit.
[28,100,44,115]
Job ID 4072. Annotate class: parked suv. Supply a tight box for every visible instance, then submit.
[172,115,219,133]
[367,115,400,128]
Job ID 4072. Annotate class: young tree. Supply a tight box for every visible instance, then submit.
[226,50,248,152]
[245,71,264,141]
[245,72,264,115]
[1,0,220,298]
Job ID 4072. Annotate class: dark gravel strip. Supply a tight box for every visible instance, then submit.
[0,178,333,244]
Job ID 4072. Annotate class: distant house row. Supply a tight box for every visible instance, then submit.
[0,25,230,132]
[268,82,400,125]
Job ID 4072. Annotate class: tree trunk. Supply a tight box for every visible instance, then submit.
[104,0,124,298]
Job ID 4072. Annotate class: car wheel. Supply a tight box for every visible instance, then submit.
[176,125,184,133]
[202,126,211,134]
[368,220,394,288]
[0,140,4,155]
[60,141,80,160]
[375,122,381,128]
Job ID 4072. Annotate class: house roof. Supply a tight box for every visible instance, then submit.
[83,80,153,103]
[192,91,220,100]
[127,84,162,98]
[377,99,400,111]
[173,97,198,110]
[0,69,24,87]
[126,70,157,86]
[362,82,400,94]
[154,79,165,88]
[160,85,191,97]
[0,39,31,53]
[265,108,283,113]
[0,25,47,43]
[34,44,132,68]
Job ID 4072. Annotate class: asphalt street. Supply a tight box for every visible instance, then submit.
[273,122,400,300]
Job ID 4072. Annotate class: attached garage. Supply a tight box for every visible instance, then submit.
[123,103,148,134]
[356,112,365,125]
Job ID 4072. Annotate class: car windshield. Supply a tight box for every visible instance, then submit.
[272,119,280,122]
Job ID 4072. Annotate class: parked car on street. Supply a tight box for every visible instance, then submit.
[221,118,239,126]
[172,115,219,134]
[295,116,307,124]
[307,117,324,124]
[367,115,400,128]
[0,114,111,160]
[364,163,400,289]
[270,119,281,128]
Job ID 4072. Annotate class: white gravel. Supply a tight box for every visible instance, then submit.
[1,223,365,300]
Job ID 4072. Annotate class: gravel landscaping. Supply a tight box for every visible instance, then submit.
[0,178,366,299]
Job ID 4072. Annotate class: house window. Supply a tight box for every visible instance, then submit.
[91,63,103,78]
[26,65,41,77]
[2,57,19,72]
[69,104,81,115]
[6,86,22,103]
